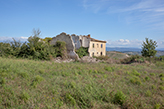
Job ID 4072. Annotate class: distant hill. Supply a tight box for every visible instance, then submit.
[106,47,164,57]
[106,51,129,59]
[106,47,141,52]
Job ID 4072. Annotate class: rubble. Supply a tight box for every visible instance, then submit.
[80,56,100,63]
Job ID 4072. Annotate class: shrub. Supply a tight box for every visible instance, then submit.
[121,55,144,64]
[54,41,67,59]
[113,91,126,106]
[0,29,65,60]
[158,55,164,61]
[75,47,89,58]
[141,38,157,58]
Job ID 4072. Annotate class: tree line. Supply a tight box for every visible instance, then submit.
[0,29,67,60]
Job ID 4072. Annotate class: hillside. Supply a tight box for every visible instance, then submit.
[122,51,164,57]
[106,47,164,57]
[0,57,164,108]
[106,51,129,59]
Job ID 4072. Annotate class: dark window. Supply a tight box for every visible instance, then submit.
[97,52,98,54]
[93,43,94,48]
[101,52,103,56]
[92,52,94,56]
[101,44,103,48]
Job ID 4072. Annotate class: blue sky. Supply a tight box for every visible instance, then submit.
[0,0,164,48]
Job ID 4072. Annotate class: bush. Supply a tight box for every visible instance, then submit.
[141,38,157,57]
[121,55,144,64]
[75,47,89,58]
[0,29,64,60]
[54,41,67,59]
[113,91,126,106]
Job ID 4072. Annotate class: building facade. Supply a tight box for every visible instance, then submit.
[50,32,106,59]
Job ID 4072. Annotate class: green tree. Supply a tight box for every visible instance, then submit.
[141,38,157,57]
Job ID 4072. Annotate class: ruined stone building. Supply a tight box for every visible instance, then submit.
[50,32,106,59]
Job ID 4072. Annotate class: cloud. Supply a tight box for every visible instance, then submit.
[0,36,28,42]
[82,0,164,29]
[107,38,164,48]
[107,39,143,48]
[82,0,110,13]
[20,36,28,40]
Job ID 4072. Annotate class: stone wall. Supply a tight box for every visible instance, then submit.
[81,36,91,48]
[50,32,79,59]
[71,34,81,49]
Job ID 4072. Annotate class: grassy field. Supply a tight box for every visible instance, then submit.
[0,57,164,109]
[106,51,129,59]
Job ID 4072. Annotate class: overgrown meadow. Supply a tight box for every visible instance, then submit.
[0,57,164,109]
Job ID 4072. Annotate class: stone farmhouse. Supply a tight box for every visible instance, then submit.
[50,32,106,59]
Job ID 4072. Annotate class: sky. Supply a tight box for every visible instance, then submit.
[0,0,164,48]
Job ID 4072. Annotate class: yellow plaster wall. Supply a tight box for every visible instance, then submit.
[88,41,106,57]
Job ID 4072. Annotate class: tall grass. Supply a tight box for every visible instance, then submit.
[0,57,164,108]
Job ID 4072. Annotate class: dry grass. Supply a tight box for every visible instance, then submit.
[0,57,164,109]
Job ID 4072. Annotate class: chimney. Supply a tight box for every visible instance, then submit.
[88,34,91,38]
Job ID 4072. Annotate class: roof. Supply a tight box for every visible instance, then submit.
[84,35,107,43]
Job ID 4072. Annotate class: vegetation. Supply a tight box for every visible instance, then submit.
[75,47,89,58]
[0,57,163,108]
[54,41,67,59]
[0,29,67,60]
[141,38,158,57]
[120,55,145,64]
[93,55,110,60]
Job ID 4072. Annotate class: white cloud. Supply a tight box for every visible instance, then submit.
[107,39,143,48]
[82,0,164,29]
[82,0,110,13]
[0,36,28,42]
[0,37,13,42]
[107,38,164,48]
[20,36,28,40]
